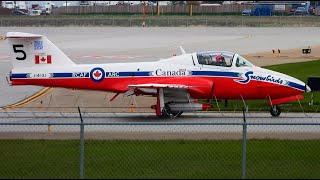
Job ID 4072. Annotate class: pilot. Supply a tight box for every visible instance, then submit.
[216,54,222,63]
[216,54,227,66]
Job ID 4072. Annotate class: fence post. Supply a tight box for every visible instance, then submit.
[241,16,243,26]
[241,107,247,179]
[186,17,188,27]
[78,107,85,179]
[206,16,208,26]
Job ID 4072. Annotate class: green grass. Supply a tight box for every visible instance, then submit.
[266,60,320,83]
[0,140,320,179]
[0,140,80,178]
[209,60,320,112]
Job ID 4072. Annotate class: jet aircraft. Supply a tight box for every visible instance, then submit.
[5,32,311,117]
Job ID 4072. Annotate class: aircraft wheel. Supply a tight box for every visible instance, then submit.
[171,111,183,117]
[160,104,172,118]
[161,104,183,118]
[270,106,281,117]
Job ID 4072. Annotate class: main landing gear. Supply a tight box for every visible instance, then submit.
[160,103,183,118]
[155,89,183,118]
[270,105,281,117]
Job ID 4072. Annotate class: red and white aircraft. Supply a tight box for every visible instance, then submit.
[6,32,311,117]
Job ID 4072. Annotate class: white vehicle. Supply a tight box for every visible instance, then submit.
[2,1,15,9]
[29,9,42,16]
[46,1,57,8]
[43,3,54,15]
[62,2,71,7]
[15,1,27,10]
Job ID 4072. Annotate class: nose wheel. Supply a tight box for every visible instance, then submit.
[270,106,281,117]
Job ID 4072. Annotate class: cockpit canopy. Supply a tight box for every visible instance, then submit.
[196,51,254,68]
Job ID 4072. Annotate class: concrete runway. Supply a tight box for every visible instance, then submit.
[0,112,319,140]
[1,27,320,108]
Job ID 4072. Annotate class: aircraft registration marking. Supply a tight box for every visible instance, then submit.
[72,72,88,78]
[27,73,52,78]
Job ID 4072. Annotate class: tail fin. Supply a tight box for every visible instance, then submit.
[6,32,75,68]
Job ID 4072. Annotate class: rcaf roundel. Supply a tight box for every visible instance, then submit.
[90,67,105,82]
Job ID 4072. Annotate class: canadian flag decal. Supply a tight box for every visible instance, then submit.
[35,55,52,64]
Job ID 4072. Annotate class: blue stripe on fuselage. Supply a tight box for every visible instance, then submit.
[52,73,90,78]
[11,73,28,78]
[287,81,305,91]
[52,73,74,78]
[106,71,151,77]
[191,71,240,78]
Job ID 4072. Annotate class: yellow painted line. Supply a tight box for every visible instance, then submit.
[2,87,53,110]
[1,87,54,110]
[2,88,49,109]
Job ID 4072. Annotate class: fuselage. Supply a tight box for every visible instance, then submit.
[10,52,310,102]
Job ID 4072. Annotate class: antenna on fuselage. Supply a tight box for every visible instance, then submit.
[179,46,186,55]
[6,77,11,86]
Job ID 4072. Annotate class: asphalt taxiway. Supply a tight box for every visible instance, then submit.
[0,112,319,140]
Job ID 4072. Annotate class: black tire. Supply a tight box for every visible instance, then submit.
[159,104,172,118]
[171,111,183,117]
[160,104,183,118]
[270,106,281,117]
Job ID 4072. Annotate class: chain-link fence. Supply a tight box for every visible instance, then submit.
[0,108,319,179]
[1,16,320,27]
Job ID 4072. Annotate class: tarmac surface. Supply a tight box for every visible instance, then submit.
[1,27,320,111]
[0,112,319,140]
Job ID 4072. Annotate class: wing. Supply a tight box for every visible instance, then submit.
[126,83,194,104]
[128,83,194,89]
[125,83,194,97]
[124,76,214,100]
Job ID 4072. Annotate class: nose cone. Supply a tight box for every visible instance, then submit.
[259,68,310,93]
[306,85,311,92]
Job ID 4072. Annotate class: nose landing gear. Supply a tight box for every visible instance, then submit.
[270,105,281,117]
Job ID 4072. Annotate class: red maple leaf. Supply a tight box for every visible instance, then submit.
[94,70,102,78]
[41,57,46,62]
